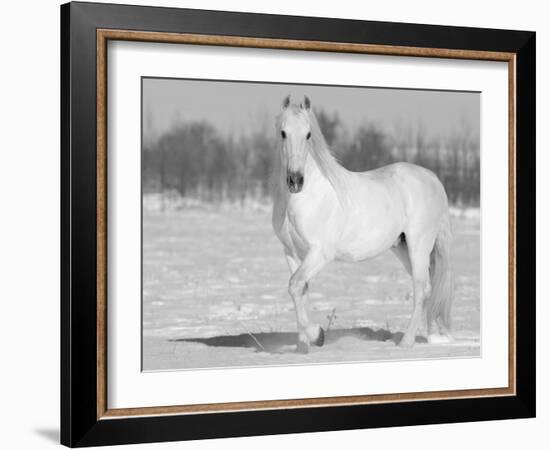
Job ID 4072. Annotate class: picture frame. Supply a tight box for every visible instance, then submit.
[60,1,535,447]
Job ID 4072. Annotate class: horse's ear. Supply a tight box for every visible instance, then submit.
[304,95,311,110]
[282,95,290,109]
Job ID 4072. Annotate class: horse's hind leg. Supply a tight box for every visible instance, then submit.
[285,248,331,353]
[427,317,453,343]
[426,245,454,344]
[422,251,443,342]
[426,309,453,343]
[399,233,434,348]
[391,238,412,275]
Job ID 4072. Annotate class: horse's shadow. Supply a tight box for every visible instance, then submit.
[169,327,427,354]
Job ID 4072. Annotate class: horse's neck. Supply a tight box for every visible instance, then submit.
[289,154,334,202]
[308,146,350,208]
[304,152,323,183]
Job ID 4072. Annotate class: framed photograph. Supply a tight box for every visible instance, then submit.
[61,1,535,447]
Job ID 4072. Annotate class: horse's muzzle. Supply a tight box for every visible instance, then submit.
[287,171,304,193]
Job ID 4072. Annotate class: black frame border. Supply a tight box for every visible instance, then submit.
[61,2,535,447]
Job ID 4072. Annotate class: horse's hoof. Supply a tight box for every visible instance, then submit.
[312,327,325,347]
[398,336,414,348]
[296,341,310,354]
[428,333,453,344]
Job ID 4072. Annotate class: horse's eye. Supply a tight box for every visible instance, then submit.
[306,132,311,140]
[281,130,286,139]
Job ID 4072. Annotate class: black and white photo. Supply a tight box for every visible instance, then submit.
[141,79,481,370]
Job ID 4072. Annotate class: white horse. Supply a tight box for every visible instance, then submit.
[272,95,453,353]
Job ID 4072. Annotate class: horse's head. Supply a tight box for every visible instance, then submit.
[278,95,313,194]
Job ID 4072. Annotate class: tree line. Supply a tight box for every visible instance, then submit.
[143,109,480,207]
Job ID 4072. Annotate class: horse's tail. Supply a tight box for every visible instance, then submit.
[427,214,453,330]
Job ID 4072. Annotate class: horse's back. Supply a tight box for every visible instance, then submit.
[356,162,446,204]
[386,161,447,200]
[366,162,441,186]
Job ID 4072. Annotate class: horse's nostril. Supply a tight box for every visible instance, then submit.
[287,171,304,192]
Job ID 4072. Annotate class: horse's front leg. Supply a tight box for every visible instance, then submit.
[286,247,331,354]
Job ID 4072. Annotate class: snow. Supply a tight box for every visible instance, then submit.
[142,205,480,370]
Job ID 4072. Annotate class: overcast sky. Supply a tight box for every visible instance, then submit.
[143,77,479,143]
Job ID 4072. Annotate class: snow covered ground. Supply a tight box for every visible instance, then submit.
[142,202,480,371]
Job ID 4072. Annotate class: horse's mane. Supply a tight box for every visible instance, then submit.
[305,109,349,205]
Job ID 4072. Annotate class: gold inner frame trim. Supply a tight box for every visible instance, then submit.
[96,28,517,420]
